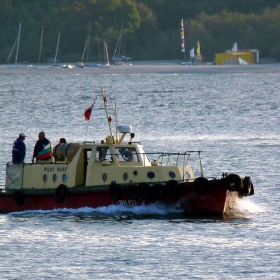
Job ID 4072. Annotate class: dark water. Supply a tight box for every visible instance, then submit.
[0,65,279,279]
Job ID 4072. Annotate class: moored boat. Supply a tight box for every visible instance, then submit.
[1,89,254,214]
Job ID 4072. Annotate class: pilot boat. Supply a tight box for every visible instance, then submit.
[1,89,254,213]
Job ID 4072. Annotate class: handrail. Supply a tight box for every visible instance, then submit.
[100,150,202,170]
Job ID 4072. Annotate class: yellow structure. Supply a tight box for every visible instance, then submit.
[215,51,254,65]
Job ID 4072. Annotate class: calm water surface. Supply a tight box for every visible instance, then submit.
[0,66,279,279]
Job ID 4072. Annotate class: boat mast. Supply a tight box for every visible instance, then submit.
[181,19,186,61]
[38,26,44,63]
[15,22,21,64]
[81,36,89,63]
[86,23,91,62]
[7,38,17,63]
[103,40,109,65]
[118,21,123,57]
[54,33,60,65]
[113,21,123,59]
[100,88,113,139]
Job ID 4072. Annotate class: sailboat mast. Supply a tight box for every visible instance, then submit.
[54,33,60,65]
[86,23,91,62]
[103,39,106,63]
[15,22,21,64]
[38,26,44,63]
[181,19,186,61]
[118,21,123,57]
[104,41,109,65]
[7,38,17,63]
[81,36,89,63]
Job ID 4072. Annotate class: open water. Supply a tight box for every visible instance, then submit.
[0,64,279,279]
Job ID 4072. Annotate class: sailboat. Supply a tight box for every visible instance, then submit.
[96,41,110,68]
[180,19,192,65]
[4,23,23,67]
[76,36,89,68]
[50,33,61,67]
[112,22,130,65]
[76,24,92,68]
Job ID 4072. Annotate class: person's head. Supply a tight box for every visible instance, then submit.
[59,138,66,144]
[38,131,46,140]
[19,132,27,140]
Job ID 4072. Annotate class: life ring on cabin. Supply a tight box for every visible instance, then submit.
[124,151,133,162]
[54,184,68,203]
[226,174,241,191]
[151,184,165,200]
[166,180,180,197]
[128,184,138,200]
[193,177,210,195]
[14,190,24,206]
[137,182,150,200]
[242,176,253,196]
[109,182,122,201]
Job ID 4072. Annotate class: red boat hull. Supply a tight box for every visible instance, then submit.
[0,179,238,214]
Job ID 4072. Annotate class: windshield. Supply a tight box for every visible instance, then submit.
[115,147,139,162]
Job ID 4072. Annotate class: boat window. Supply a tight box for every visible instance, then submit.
[96,146,113,162]
[138,147,150,164]
[53,174,57,182]
[62,174,67,182]
[115,147,139,162]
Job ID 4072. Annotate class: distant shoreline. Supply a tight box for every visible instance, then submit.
[1,62,280,75]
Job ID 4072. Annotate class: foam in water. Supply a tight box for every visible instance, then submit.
[9,203,182,216]
[230,197,266,214]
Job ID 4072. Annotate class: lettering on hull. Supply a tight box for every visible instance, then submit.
[43,167,67,172]
[117,200,144,207]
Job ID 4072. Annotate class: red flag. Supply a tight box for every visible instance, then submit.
[84,97,97,121]
[84,103,94,121]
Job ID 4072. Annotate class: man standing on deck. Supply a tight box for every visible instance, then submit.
[32,131,52,163]
[12,132,27,164]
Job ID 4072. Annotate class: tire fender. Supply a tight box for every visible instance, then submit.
[226,174,241,191]
[54,184,68,203]
[14,190,24,206]
[166,180,180,197]
[137,182,150,200]
[109,182,122,201]
[193,177,210,195]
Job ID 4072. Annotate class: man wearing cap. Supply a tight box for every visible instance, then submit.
[32,132,52,163]
[12,132,27,164]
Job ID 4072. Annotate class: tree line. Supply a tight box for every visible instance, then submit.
[0,0,279,63]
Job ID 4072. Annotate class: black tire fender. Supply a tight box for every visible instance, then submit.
[14,190,24,206]
[137,182,150,200]
[109,182,122,201]
[166,180,180,197]
[128,183,138,200]
[226,174,241,191]
[193,177,210,195]
[54,184,68,203]
[151,184,165,200]
[242,176,253,196]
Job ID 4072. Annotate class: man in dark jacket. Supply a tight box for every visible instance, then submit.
[32,131,52,163]
[12,132,27,164]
